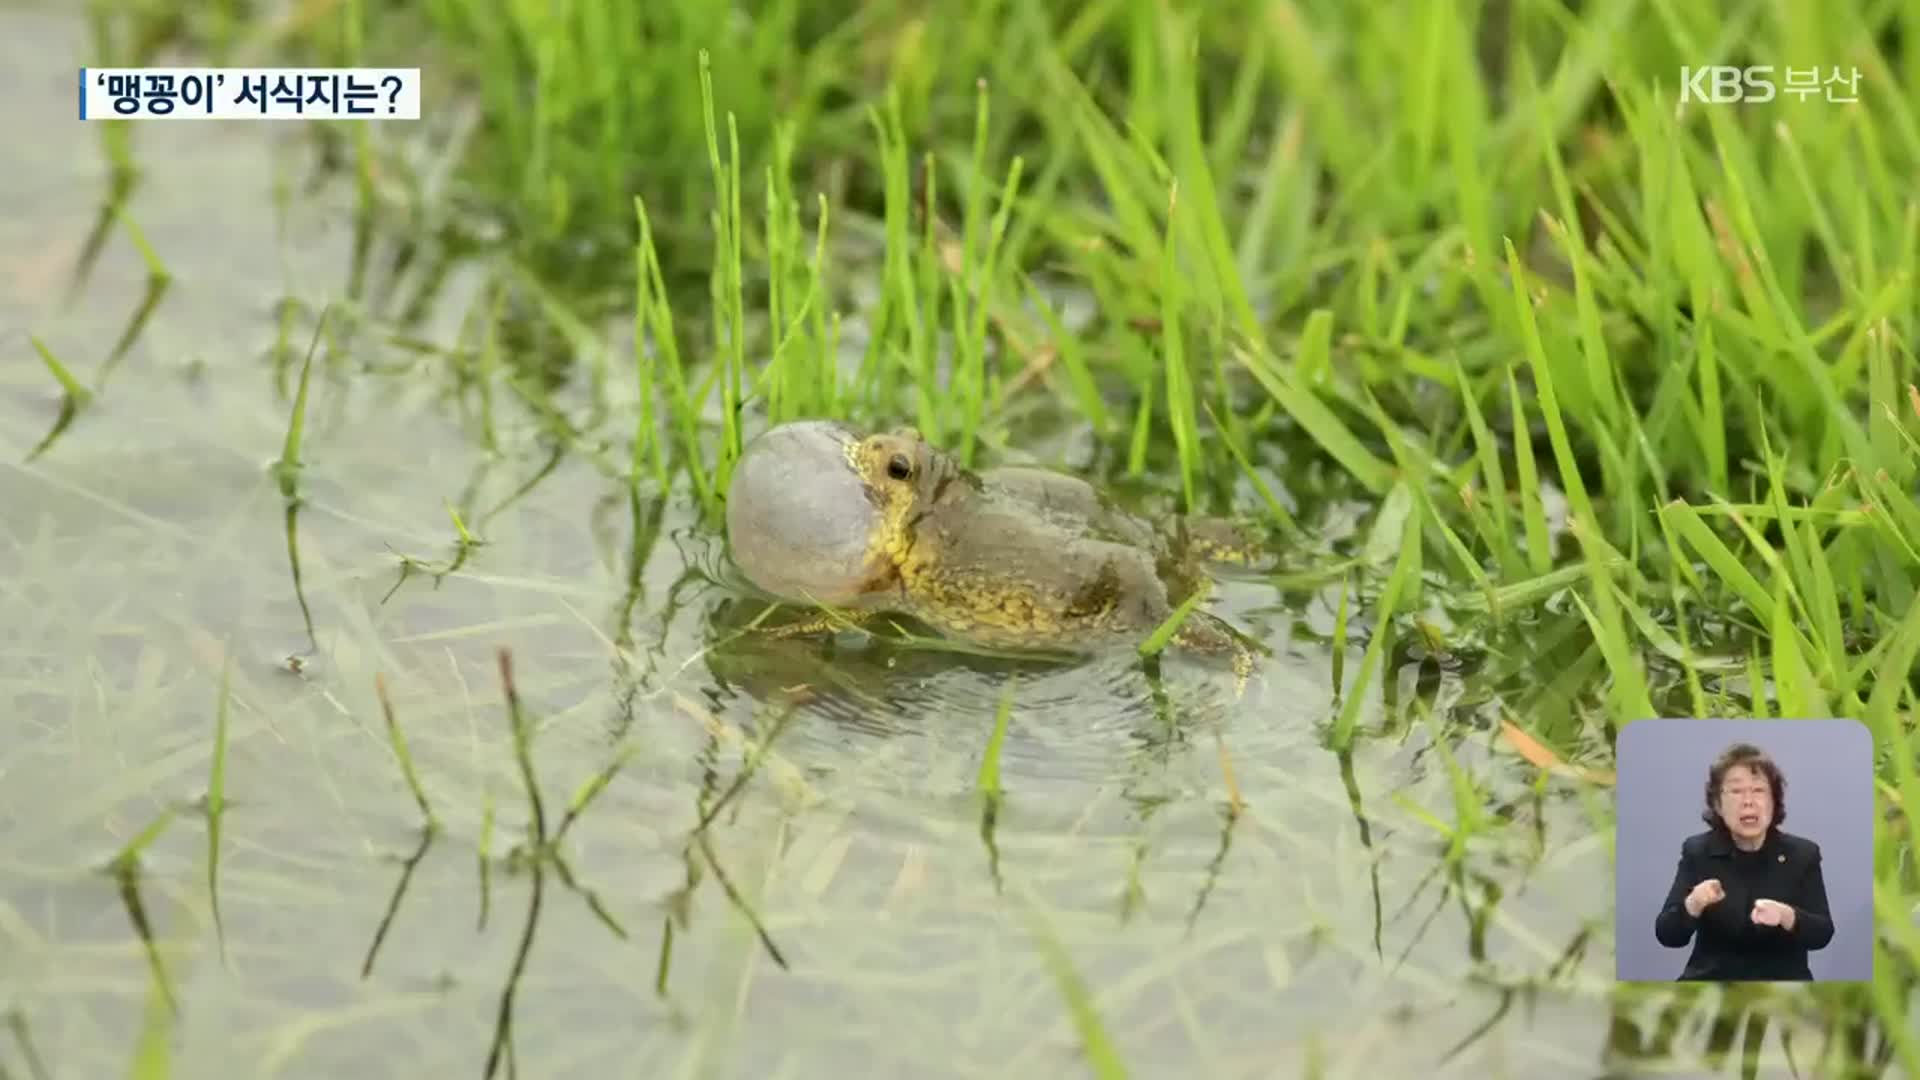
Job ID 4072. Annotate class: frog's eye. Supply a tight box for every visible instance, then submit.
[886,453,913,481]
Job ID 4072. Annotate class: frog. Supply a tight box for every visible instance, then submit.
[720,420,1273,686]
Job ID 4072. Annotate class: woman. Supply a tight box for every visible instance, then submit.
[1653,742,1835,980]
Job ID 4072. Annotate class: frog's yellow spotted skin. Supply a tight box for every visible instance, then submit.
[724,421,1269,684]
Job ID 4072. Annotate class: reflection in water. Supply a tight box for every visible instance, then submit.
[976,683,1015,898]
[345,644,835,1076]
[67,150,137,304]
[101,269,170,394]
[483,649,547,1080]
[4,1007,51,1080]
[695,589,1251,784]
[111,842,178,1020]
[1181,804,1241,938]
[666,699,795,973]
[360,828,436,980]
[1335,745,1387,958]
[545,742,646,944]
[694,584,1277,942]
[67,160,172,396]
[689,702,799,836]
[483,851,542,1080]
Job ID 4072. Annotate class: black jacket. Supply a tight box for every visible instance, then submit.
[1653,827,1835,980]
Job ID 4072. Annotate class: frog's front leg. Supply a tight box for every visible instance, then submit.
[755,608,877,640]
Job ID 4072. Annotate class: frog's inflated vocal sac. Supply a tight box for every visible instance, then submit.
[722,420,1268,678]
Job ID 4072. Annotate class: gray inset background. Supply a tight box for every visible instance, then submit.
[1615,718,1876,981]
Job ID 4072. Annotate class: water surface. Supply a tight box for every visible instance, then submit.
[0,8,1862,1078]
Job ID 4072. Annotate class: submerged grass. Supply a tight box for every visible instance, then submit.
[271,312,326,660]
[202,652,231,961]
[1019,890,1130,1080]
[4,1009,50,1080]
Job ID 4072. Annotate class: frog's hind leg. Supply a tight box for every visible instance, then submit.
[1175,515,1280,571]
[1168,610,1263,699]
[1153,516,1276,615]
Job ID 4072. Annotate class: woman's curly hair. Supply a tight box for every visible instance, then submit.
[1701,742,1787,833]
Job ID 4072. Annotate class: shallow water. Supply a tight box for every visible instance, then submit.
[0,7,1903,1079]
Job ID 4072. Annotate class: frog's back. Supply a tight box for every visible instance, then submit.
[900,494,1171,650]
[974,466,1161,552]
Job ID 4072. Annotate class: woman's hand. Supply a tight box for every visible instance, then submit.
[1684,878,1725,918]
[1750,898,1798,930]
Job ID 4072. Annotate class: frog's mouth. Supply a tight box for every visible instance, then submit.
[724,419,891,608]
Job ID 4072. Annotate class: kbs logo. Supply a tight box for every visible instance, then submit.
[1679,66,1776,104]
